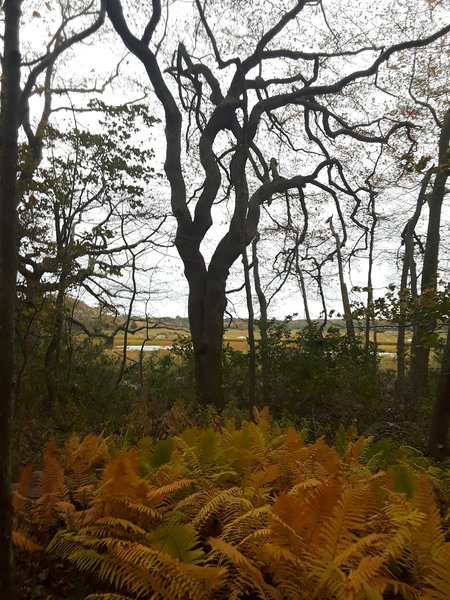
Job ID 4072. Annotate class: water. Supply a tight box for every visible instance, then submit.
[115,345,172,352]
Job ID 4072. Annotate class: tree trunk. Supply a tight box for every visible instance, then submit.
[397,171,430,403]
[365,192,377,368]
[409,108,450,406]
[252,235,270,404]
[315,264,329,333]
[44,280,66,409]
[328,218,355,344]
[295,251,313,332]
[0,1,22,596]
[187,263,227,408]
[194,339,224,407]
[429,325,450,460]
[242,246,256,413]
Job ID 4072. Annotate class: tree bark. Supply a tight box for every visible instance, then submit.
[189,274,226,407]
[397,171,430,404]
[295,250,313,332]
[365,193,377,363]
[252,234,270,404]
[409,108,450,407]
[242,246,256,412]
[0,1,22,596]
[328,218,355,344]
[44,274,68,409]
[429,325,450,460]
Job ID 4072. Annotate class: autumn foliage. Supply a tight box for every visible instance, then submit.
[13,413,450,599]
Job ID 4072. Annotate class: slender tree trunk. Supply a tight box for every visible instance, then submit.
[252,235,270,404]
[242,246,256,412]
[0,2,22,596]
[295,251,313,332]
[315,263,328,333]
[117,253,137,385]
[397,171,430,404]
[44,279,66,409]
[409,108,450,406]
[365,193,377,368]
[429,325,450,460]
[328,218,355,344]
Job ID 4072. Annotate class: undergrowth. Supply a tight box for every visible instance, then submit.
[13,413,450,599]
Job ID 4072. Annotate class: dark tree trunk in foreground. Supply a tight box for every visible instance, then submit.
[0,1,22,596]
[429,325,450,460]
[189,275,227,407]
[409,108,450,408]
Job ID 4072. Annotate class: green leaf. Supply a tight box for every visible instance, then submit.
[147,523,204,564]
[149,438,174,470]
[364,438,398,470]
[392,464,416,500]
[199,428,219,465]
[335,424,347,458]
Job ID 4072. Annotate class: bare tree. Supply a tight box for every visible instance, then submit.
[105,0,450,408]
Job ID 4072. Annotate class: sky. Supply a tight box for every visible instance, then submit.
[21,0,450,320]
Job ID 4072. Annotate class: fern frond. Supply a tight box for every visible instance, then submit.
[48,530,92,559]
[198,429,221,467]
[12,465,33,505]
[86,594,134,600]
[236,527,271,551]
[83,517,147,538]
[333,533,387,568]
[173,488,216,518]
[318,483,369,560]
[147,522,204,563]
[12,528,43,551]
[285,426,304,453]
[112,498,164,524]
[41,453,67,497]
[146,478,194,507]
[423,543,450,600]
[208,537,281,600]
[288,478,322,496]
[305,437,341,476]
[412,474,445,548]
[192,487,243,532]
[110,540,226,600]
[221,506,271,545]
[221,496,254,527]
[72,484,96,508]
[98,450,146,501]
[66,433,109,483]
[246,464,280,489]
[69,503,104,530]
[345,555,388,593]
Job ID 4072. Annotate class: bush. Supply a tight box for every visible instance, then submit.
[257,322,382,432]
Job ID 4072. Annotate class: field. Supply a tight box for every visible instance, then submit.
[112,326,408,360]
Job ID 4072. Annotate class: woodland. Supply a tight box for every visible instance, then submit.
[1,0,450,598]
